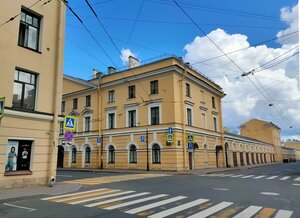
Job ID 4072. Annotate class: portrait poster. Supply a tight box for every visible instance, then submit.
[5,141,19,171]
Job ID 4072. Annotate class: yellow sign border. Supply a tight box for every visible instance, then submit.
[64,116,77,130]
[0,97,5,119]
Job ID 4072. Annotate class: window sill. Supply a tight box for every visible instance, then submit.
[18,44,42,54]
[150,93,159,96]
[107,101,115,104]
[152,162,161,164]
[129,162,137,164]
[108,162,115,164]
[4,170,32,176]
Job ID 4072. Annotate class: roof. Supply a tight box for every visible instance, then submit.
[240,118,280,130]
[224,131,273,146]
[64,74,96,88]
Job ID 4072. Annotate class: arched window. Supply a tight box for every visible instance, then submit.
[152,144,161,164]
[129,145,137,163]
[72,147,77,163]
[85,147,91,163]
[204,144,208,163]
[108,145,115,163]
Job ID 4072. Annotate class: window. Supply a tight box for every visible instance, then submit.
[108,145,115,163]
[86,95,91,107]
[18,10,41,51]
[71,147,77,163]
[151,107,160,125]
[128,85,136,99]
[108,113,115,129]
[128,110,136,127]
[152,144,161,164]
[61,101,65,112]
[212,96,216,108]
[108,90,115,102]
[59,122,64,135]
[213,117,218,131]
[186,83,191,97]
[85,147,91,163]
[13,69,37,110]
[73,98,78,110]
[187,108,192,126]
[5,140,32,172]
[150,80,158,95]
[204,144,208,163]
[129,145,137,163]
[84,116,91,132]
[201,112,207,128]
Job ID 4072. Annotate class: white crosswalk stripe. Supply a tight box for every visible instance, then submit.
[231,174,244,178]
[253,175,266,179]
[187,201,233,218]
[241,175,254,178]
[280,176,291,181]
[232,205,262,218]
[104,194,168,210]
[148,198,209,218]
[84,192,150,207]
[125,196,187,214]
[294,177,300,181]
[266,176,278,180]
[69,190,135,205]
[274,209,293,218]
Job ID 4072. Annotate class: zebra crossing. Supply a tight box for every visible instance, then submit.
[41,188,294,218]
[202,173,300,182]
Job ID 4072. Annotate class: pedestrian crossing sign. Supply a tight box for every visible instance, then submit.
[64,116,76,130]
[186,134,194,142]
[167,134,173,143]
[0,97,4,119]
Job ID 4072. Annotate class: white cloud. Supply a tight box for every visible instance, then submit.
[277,4,298,45]
[183,24,299,138]
[120,48,137,65]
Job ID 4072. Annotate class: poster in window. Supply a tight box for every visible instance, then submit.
[5,141,19,171]
[17,142,31,170]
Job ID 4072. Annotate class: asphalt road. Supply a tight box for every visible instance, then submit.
[1,162,299,218]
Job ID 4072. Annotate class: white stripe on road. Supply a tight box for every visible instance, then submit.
[292,183,300,186]
[41,188,108,200]
[3,203,36,212]
[231,175,244,178]
[280,176,290,181]
[104,194,168,210]
[219,174,234,177]
[253,175,266,179]
[294,177,300,181]
[274,209,293,218]
[241,175,254,178]
[266,176,278,180]
[125,196,187,214]
[70,191,135,205]
[187,201,233,218]
[85,192,150,207]
[148,198,209,218]
[232,205,262,218]
[55,190,119,202]
[56,174,73,177]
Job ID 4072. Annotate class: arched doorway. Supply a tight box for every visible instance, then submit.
[215,146,223,168]
[57,145,64,168]
[225,143,230,167]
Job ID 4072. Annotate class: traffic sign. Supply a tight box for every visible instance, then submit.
[168,127,173,134]
[64,130,74,142]
[188,142,194,152]
[140,136,145,142]
[187,134,194,142]
[167,134,173,143]
[64,116,77,130]
[0,97,4,119]
[96,137,102,143]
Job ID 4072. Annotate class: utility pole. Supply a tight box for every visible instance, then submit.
[146,128,149,171]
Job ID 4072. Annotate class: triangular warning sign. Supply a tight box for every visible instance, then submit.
[66,118,74,127]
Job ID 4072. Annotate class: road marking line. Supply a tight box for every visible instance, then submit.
[85,192,150,207]
[41,188,108,200]
[148,198,209,218]
[260,192,280,196]
[54,189,119,202]
[213,188,229,191]
[274,209,293,218]
[3,203,36,212]
[294,177,300,181]
[125,196,187,214]
[104,194,168,210]
[253,175,266,179]
[232,205,262,218]
[214,174,225,177]
[219,174,234,177]
[241,175,254,178]
[292,183,300,186]
[56,174,73,177]
[187,201,233,218]
[231,175,244,178]
[280,176,290,181]
[69,191,135,205]
[266,176,278,180]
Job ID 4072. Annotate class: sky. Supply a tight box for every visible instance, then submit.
[64,0,299,140]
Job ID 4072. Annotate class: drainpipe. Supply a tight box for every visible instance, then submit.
[48,1,65,185]
[97,76,103,169]
[181,63,187,171]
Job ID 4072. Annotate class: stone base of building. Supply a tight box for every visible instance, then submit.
[0,177,48,189]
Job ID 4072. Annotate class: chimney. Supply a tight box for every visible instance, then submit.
[92,69,103,79]
[128,56,140,68]
[108,66,116,74]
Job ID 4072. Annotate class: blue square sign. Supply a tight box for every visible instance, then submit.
[96,137,102,143]
[140,136,145,142]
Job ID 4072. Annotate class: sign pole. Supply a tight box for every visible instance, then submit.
[100,131,103,169]
[146,128,149,171]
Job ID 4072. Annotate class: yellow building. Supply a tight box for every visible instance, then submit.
[60,57,278,171]
[0,0,65,188]
[284,140,300,150]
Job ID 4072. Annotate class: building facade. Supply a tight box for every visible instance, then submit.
[59,57,278,171]
[0,0,65,188]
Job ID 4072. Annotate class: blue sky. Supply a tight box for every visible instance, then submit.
[64,0,299,139]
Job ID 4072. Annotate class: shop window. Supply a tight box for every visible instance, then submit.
[152,144,161,164]
[129,145,137,163]
[108,145,115,163]
[85,147,91,163]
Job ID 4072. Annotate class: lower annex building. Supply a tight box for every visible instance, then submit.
[58,56,290,171]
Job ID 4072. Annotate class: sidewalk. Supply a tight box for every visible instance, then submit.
[0,182,82,201]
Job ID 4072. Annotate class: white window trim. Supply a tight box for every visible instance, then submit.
[148,102,162,125]
[83,113,92,132]
[106,109,117,129]
[125,106,138,128]
[186,105,193,126]
[200,109,207,129]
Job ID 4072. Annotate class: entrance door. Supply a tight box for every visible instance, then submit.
[240,152,244,166]
[189,152,193,170]
[233,152,238,167]
[57,145,64,168]
[225,143,230,167]
[246,153,250,165]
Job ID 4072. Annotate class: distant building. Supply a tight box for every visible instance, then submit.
[0,1,65,189]
[284,139,300,150]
